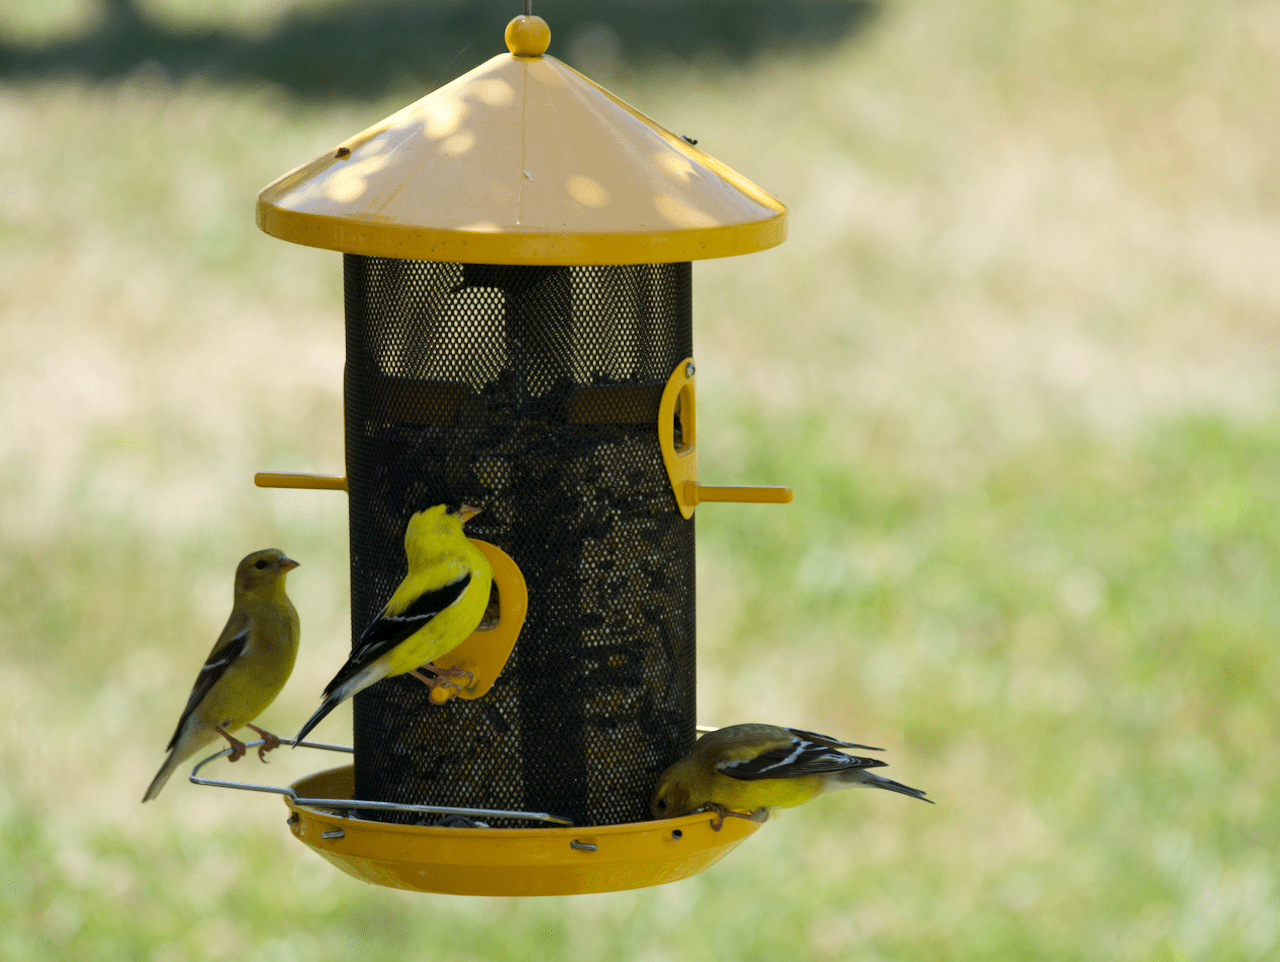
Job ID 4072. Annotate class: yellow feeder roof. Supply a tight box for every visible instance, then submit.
[257,16,786,265]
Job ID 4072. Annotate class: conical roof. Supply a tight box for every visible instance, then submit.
[257,18,786,265]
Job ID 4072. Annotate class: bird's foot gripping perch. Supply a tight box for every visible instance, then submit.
[246,724,282,761]
[215,727,248,763]
[704,804,766,832]
[409,663,475,694]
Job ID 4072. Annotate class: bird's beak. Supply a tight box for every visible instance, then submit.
[460,504,483,524]
[279,557,300,572]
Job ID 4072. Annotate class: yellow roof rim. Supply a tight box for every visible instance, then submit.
[257,47,786,264]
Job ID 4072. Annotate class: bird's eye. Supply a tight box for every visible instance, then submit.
[656,798,667,810]
[445,503,459,515]
[254,560,267,570]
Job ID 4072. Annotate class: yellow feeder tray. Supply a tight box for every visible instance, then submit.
[285,765,761,896]
[188,739,760,898]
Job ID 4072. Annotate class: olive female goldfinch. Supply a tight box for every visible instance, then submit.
[294,503,492,743]
[143,549,300,802]
[650,724,932,828]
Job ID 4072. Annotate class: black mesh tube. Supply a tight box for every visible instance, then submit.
[343,254,696,828]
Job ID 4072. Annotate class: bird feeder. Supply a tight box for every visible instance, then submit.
[250,11,790,896]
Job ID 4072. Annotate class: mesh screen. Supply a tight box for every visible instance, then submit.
[344,255,696,828]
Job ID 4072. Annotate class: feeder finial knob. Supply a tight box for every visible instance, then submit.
[506,15,551,57]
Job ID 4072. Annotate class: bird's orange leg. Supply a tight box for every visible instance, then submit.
[245,724,281,761]
[408,668,436,686]
[215,727,247,763]
[409,663,475,693]
[705,804,762,832]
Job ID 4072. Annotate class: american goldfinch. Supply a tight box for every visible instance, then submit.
[294,503,492,743]
[143,549,300,803]
[649,724,932,828]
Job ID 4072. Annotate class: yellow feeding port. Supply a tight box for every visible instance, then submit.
[426,539,528,706]
[285,766,762,896]
[257,17,785,264]
[658,358,794,517]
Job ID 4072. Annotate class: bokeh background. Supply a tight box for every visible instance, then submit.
[3,1,1278,959]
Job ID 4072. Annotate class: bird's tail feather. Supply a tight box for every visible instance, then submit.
[294,696,341,746]
[142,748,184,802]
[840,768,934,803]
[143,725,216,802]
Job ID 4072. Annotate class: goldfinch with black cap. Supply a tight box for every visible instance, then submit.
[650,724,932,829]
[294,503,491,743]
[143,549,300,802]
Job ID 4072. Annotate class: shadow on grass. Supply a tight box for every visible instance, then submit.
[0,0,878,99]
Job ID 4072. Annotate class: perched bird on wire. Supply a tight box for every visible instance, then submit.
[294,503,492,744]
[649,724,932,829]
[143,549,301,803]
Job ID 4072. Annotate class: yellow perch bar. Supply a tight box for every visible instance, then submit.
[255,473,347,491]
[682,483,793,505]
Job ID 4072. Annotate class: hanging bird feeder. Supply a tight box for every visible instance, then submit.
[235,7,791,896]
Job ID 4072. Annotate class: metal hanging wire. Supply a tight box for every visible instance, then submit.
[190,728,720,827]
[188,738,575,827]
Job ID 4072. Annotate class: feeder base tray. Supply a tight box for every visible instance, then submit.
[286,766,761,896]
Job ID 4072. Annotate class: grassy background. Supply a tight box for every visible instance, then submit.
[2,0,1279,959]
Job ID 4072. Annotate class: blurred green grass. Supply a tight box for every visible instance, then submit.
[2,1,1279,959]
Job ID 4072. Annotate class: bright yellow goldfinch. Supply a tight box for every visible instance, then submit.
[143,549,300,803]
[294,503,492,743]
[650,724,932,828]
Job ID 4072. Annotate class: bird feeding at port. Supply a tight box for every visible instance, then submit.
[294,503,492,744]
[180,6,926,896]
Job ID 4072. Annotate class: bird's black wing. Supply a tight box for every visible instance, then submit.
[786,727,883,753]
[165,619,250,751]
[322,573,471,696]
[716,732,888,781]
